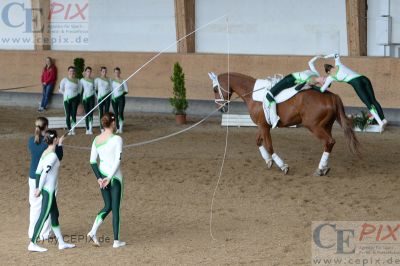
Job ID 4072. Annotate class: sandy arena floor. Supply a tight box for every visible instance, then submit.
[0,106,399,265]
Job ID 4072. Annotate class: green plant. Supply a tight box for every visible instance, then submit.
[169,62,188,115]
[352,111,369,131]
[74,58,85,80]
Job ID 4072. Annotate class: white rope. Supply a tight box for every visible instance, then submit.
[66,14,228,136]
[63,106,224,151]
[210,17,230,241]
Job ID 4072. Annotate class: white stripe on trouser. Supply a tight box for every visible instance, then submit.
[28,178,51,239]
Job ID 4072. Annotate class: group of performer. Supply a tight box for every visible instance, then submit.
[60,66,128,135]
[28,113,125,252]
[265,53,387,131]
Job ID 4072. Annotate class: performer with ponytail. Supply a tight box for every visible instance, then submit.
[28,129,75,252]
[88,112,126,248]
[27,117,63,241]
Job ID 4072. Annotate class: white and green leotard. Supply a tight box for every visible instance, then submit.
[36,152,60,193]
[95,77,111,99]
[291,56,320,84]
[111,79,128,100]
[80,78,95,101]
[59,78,81,102]
[90,134,123,182]
[320,53,362,92]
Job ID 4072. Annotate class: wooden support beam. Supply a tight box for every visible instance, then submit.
[31,0,51,50]
[174,0,195,53]
[346,0,367,56]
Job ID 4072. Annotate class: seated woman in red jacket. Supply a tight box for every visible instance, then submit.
[38,57,57,112]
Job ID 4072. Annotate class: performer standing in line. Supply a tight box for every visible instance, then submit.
[88,112,126,248]
[59,66,82,135]
[28,129,75,252]
[95,67,111,132]
[28,117,64,241]
[320,53,387,130]
[111,67,128,134]
[80,67,96,135]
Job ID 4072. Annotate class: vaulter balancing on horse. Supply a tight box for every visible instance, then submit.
[265,53,387,132]
[265,55,326,128]
[320,53,387,131]
[209,55,362,176]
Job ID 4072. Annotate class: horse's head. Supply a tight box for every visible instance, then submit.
[208,72,231,113]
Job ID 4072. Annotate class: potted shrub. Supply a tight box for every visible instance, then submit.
[170,62,188,124]
[74,57,85,115]
[351,110,381,133]
[74,58,85,79]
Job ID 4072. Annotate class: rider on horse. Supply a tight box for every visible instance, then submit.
[320,53,387,130]
[265,55,326,128]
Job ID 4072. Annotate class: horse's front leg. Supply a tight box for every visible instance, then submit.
[260,124,289,175]
[256,131,273,168]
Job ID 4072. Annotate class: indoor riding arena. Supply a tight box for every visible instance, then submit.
[1,1,400,265]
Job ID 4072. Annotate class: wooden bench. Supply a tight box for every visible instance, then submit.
[48,116,100,129]
[221,114,297,128]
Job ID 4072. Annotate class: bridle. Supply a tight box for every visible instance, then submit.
[213,83,232,108]
[208,72,284,109]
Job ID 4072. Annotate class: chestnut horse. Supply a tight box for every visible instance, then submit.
[211,72,359,176]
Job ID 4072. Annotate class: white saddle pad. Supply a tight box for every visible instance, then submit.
[252,79,308,104]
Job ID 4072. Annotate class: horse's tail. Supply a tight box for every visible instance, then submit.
[334,94,360,156]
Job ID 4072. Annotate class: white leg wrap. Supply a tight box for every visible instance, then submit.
[318,152,330,170]
[259,146,272,161]
[272,153,284,168]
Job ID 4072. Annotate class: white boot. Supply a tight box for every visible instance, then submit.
[28,242,47,252]
[113,240,126,248]
[382,119,388,128]
[53,226,75,250]
[88,121,93,134]
[119,121,124,133]
[369,108,384,127]
[87,217,103,246]
[90,217,103,234]
[87,232,100,246]
[269,102,280,129]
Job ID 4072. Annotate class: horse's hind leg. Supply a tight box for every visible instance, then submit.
[308,125,336,176]
[261,125,289,174]
[256,131,273,168]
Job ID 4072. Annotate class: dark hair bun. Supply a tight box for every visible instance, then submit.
[44,129,58,144]
[101,112,116,128]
